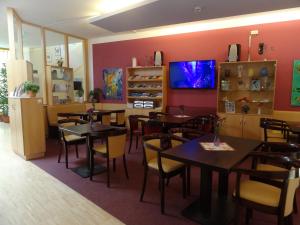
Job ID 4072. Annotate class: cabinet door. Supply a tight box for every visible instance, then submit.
[242,115,262,140]
[218,113,243,138]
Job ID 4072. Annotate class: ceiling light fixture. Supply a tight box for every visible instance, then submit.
[194,6,202,14]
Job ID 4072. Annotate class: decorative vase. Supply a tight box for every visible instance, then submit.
[213,130,220,147]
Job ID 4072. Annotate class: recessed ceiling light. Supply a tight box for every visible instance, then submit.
[194,6,202,14]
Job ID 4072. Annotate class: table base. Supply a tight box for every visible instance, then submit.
[182,194,235,225]
[71,164,106,178]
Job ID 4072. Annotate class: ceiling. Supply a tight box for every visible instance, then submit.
[1,0,300,48]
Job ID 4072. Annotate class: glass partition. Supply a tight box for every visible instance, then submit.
[45,30,66,67]
[22,23,46,102]
[68,37,86,101]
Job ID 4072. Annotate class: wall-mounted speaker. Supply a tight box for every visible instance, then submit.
[228,44,241,62]
[154,51,163,66]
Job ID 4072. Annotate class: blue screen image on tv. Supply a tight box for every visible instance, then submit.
[169,60,216,89]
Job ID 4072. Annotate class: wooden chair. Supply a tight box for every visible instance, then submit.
[101,113,111,126]
[58,118,87,168]
[90,128,129,187]
[111,110,126,127]
[140,133,188,214]
[169,127,206,140]
[260,118,290,143]
[233,152,300,225]
[128,115,148,153]
[141,119,162,135]
[148,111,168,119]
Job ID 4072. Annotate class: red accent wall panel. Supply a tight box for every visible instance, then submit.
[93,20,300,111]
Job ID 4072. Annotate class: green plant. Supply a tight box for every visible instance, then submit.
[77,88,84,97]
[0,64,8,116]
[24,81,40,93]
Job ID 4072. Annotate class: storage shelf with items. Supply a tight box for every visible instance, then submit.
[126,66,167,112]
[218,60,277,115]
[46,66,74,105]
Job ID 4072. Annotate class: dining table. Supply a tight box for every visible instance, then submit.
[57,109,125,121]
[161,134,262,225]
[60,123,117,178]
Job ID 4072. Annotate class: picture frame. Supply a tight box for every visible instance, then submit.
[225,101,235,113]
[54,47,61,56]
[250,79,260,91]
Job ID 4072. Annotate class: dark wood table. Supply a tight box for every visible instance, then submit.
[61,123,116,178]
[58,109,125,121]
[161,135,262,225]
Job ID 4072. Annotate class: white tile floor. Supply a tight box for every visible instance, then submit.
[0,122,124,225]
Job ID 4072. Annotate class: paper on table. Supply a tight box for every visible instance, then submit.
[200,142,235,151]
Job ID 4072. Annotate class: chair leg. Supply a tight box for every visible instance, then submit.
[182,170,186,199]
[187,166,191,195]
[75,145,79,158]
[123,155,129,179]
[89,151,94,181]
[128,133,133,153]
[246,208,252,225]
[113,158,116,172]
[64,143,69,169]
[136,134,139,149]
[166,178,170,186]
[140,167,148,201]
[284,214,293,225]
[293,195,298,214]
[234,204,241,225]
[160,176,165,214]
[278,215,285,225]
[107,158,110,188]
[58,143,63,163]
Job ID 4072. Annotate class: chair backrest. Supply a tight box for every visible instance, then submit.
[58,118,87,141]
[102,114,111,126]
[128,115,148,131]
[142,119,162,135]
[106,128,127,159]
[260,118,289,142]
[142,133,186,164]
[116,111,125,126]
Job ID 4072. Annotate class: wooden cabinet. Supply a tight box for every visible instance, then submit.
[218,60,277,115]
[126,66,167,112]
[46,66,74,105]
[9,97,46,160]
[219,113,263,140]
[217,60,277,140]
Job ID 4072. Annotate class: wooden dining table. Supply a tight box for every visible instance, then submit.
[57,109,125,121]
[161,134,262,225]
[60,123,117,178]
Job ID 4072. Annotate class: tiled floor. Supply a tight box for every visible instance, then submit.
[0,122,123,225]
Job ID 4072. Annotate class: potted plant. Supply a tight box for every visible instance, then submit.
[76,88,84,103]
[0,64,9,123]
[24,81,40,97]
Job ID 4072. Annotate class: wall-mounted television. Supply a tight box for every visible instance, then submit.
[169,59,216,89]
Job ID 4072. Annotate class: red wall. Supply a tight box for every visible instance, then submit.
[93,20,300,111]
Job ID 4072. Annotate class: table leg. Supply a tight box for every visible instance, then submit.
[71,135,106,178]
[199,167,213,213]
[218,171,229,197]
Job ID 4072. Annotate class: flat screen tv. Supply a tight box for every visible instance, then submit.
[169,60,216,89]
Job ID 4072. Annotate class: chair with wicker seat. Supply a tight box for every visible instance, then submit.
[89,128,128,187]
[128,114,149,153]
[233,152,300,225]
[110,110,126,127]
[101,113,111,126]
[140,133,189,214]
[58,118,87,168]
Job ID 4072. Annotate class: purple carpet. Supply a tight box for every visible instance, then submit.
[32,138,300,225]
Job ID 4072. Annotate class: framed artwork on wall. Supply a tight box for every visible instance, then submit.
[103,68,123,100]
[291,60,300,106]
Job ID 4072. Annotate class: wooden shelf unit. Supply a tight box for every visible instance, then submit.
[217,60,277,140]
[46,66,74,105]
[126,66,167,112]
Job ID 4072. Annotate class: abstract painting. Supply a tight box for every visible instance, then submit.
[103,68,123,100]
[291,60,300,106]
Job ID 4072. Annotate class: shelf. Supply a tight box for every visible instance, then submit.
[220,89,274,92]
[127,96,162,100]
[220,100,272,103]
[127,79,162,82]
[127,66,164,70]
[127,88,162,91]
